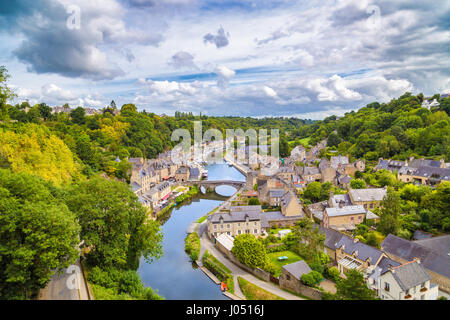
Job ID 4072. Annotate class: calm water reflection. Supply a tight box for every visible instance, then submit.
[138,164,244,300]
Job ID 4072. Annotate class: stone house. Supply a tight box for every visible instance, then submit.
[279,261,323,300]
[277,166,295,183]
[348,187,387,210]
[299,166,322,183]
[268,189,284,207]
[206,205,268,239]
[381,234,450,293]
[175,166,190,182]
[323,205,367,231]
[281,190,304,217]
[375,260,438,300]
[397,165,450,186]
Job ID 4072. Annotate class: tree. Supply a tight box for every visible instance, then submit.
[38,103,52,121]
[231,234,266,269]
[327,132,341,148]
[289,217,325,264]
[350,179,366,189]
[70,107,86,125]
[335,269,377,300]
[0,66,16,120]
[65,177,163,269]
[0,169,80,299]
[378,189,402,236]
[248,197,260,205]
[303,182,322,202]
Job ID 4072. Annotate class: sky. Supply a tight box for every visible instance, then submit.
[0,0,449,119]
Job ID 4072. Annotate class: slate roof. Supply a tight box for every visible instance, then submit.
[413,234,450,256]
[390,261,432,291]
[329,194,352,207]
[189,167,200,178]
[381,234,450,278]
[208,210,261,224]
[338,174,352,184]
[335,236,384,264]
[302,166,320,175]
[262,211,302,222]
[326,205,366,217]
[349,188,387,202]
[131,182,142,192]
[318,225,345,251]
[269,189,285,198]
[409,159,442,168]
[330,156,349,170]
[282,261,312,280]
[413,166,450,181]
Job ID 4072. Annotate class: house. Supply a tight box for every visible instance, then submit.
[348,187,387,210]
[268,189,285,207]
[337,174,352,188]
[381,234,450,293]
[323,205,367,231]
[318,159,337,183]
[281,190,304,217]
[376,260,438,300]
[206,205,268,239]
[290,145,306,162]
[215,233,235,259]
[277,166,295,183]
[299,166,322,183]
[335,236,386,276]
[318,225,344,261]
[175,166,190,182]
[330,155,349,171]
[374,158,407,172]
[279,260,312,291]
[188,167,201,181]
[397,165,450,186]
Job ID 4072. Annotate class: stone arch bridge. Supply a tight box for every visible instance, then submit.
[185,180,245,191]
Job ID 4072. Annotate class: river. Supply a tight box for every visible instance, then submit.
[137,163,245,300]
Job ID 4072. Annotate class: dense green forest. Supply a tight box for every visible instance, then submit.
[290,92,450,162]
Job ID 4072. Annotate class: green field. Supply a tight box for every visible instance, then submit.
[238,277,284,300]
[267,251,302,278]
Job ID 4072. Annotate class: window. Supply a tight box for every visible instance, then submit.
[254,222,257,226]
[370,204,374,209]
[254,229,258,234]
[238,223,240,227]
[227,224,230,228]
[384,282,390,292]
[238,230,241,235]
[214,225,217,230]
[286,274,291,281]
[227,232,231,236]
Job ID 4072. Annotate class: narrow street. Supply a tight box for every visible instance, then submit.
[38,260,90,300]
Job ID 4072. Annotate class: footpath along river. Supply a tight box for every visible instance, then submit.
[138,163,245,300]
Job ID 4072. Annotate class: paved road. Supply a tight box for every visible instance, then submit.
[199,232,303,300]
[38,260,90,300]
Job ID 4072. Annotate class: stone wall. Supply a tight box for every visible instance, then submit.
[279,270,323,300]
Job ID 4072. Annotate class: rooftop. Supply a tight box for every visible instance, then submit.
[282,261,312,280]
[349,188,387,202]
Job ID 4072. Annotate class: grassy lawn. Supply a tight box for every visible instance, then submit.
[238,277,284,300]
[267,251,302,278]
[299,137,311,146]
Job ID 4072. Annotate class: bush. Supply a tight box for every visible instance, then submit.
[184,232,201,261]
[325,267,341,282]
[310,263,325,274]
[300,273,316,287]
